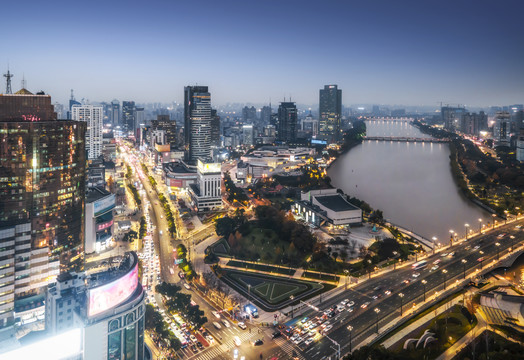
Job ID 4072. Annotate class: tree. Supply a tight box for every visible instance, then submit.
[340,249,348,263]
[214,216,237,238]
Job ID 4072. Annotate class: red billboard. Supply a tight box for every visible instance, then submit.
[88,263,139,317]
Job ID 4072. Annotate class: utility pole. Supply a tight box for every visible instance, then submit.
[3,68,13,94]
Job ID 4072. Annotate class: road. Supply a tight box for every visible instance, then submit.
[265,219,524,360]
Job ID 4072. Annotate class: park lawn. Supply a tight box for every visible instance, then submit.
[391,304,476,359]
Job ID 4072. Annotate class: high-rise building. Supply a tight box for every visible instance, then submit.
[188,160,222,212]
[242,124,254,147]
[150,115,178,149]
[135,107,145,131]
[110,100,120,127]
[460,111,487,136]
[302,111,319,137]
[67,89,80,120]
[516,129,524,162]
[122,101,136,133]
[441,106,466,131]
[260,105,271,125]
[242,106,256,123]
[319,85,342,143]
[184,86,211,162]
[210,109,221,147]
[277,101,298,143]
[0,89,86,330]
[494,111,511,146]
[72,105,103,160]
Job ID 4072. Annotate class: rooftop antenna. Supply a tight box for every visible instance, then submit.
[70,89,75,101]
[21,73,26,89]
[3,67,13,94]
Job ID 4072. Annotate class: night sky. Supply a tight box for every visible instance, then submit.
[2,0,524,106]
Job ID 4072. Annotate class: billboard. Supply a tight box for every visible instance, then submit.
[88,262,139,317]
[311,139,327,145]
[94,194,116,216]
[97,219,114,231]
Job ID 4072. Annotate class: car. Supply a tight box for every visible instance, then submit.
[448,252,455,257]
[340,299,348,306]
[190,335,197,342]
[464,245,471,250]
[183,283,191,290]
[337,305,345,312]
[253,339,264,346]
[372,295,378,300]
[300,317,309,324]
[477,257,485,262]
[238,322,247,330]
[441,253,448,257]
[384,290,391,295]
[213,322,222,329]
[305,337,314,345]
[212,311,221,319]
[293,337,303,344]
[320,322,330,329]
[290,334,299,341]
[323,325,333,332]
[431,265,439,271]
[497,233,506,238]
[206,335,214,343]
[361,302,370,309]
[433,259,441,265]
[307,330,316,337]
[234,336,241,346]
[222,319,230,328]
[403,279,411,284]
[196,342,203,349]
[347,300,355,307]
[271,331,281,339]
[412,272,420,278]
[190,344,197,353]
[373,286,382,292]
[474,246,480,250]
[233,348,239,359]
[347,307,354,313]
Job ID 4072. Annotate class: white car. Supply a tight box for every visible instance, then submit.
[190,335,197,342]
[238,322,247,330]
[212,311,221,319]
[305,338,314,345]
[183,283,191,290]
[346,301,355,307]
[293,337,303,344]
[323,325,333,332]
[431,265,439,271]
[234,336,241,346]
[340,299,348,306]
[412,272,421,278]
[222,319,230,328]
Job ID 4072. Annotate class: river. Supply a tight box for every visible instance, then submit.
[328,119,493,243]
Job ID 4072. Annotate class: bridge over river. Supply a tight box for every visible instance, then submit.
[364,136,449,143]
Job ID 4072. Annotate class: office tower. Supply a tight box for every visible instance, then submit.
[277,101,298,143]
[68,89,81,120]
[150,115,178,149]
[189,160,222,212]
[516,129,524,162]
[260,105,271,125]
[184,86,211,162]
[319,85,342,143]
[372,105,380,115]
[110,100,120,127]
[243,124,254,147]
[54,103,65,119]
[210,109,221,147]
[441,106,466,131]
[242,106,256,123]
[72,105,103,160]
[122,101,136,133]
[494,111,511,146]
[135,107,145,130]
[302,111,319,137]
[43,252,145,359]
[460,111,487,136]
[0,89,86,330]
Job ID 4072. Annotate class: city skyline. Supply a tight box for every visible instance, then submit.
[2,0,524,107]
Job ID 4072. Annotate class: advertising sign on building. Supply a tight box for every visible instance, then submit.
[94,194,116,216]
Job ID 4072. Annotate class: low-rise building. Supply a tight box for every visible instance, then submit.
[299,189,362,226]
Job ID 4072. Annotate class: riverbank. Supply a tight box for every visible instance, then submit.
[411,120,505,216]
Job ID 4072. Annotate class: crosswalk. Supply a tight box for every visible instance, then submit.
[272,337,306,360]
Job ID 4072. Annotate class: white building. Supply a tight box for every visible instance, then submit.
[85,188,115,254]
[516,129,524,162]
[72,105,103,160]
[300,189,362,226]
[188,160,222,212]
[242,124,254,147]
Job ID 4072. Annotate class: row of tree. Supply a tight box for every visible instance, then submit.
[155,282,208,329]
[127,183,141,206]
[145,304,181,351]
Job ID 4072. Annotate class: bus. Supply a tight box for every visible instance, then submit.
[412,260,428,271]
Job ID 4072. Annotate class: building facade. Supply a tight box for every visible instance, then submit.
[0,90,86,330]
[188,160,222,212]
[319,85,342,143]
[494,111,511,146]
[85,188,115,254]
[72,105,103,160]
[122,101,136,134]
[184,86,211,162]
[277,102,297,144]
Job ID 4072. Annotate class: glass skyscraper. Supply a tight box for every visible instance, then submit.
[319,85,342,143]
[184,86,211,162]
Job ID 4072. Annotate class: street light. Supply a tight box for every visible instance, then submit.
[374,307,381,333]
[461,259,467,279]
[290,295,294,318]
[478,218,482,234]
[432,237,437,254]
[398,293,405,315]
[504,210,508,225]
[495,242,500,260]
[347,325,353,353]
[465,224,469,240]
[421,280,427,301]
[449,230,454,246]
[442,269,448,290]
[344,270,349,290]
[492,214,497,229]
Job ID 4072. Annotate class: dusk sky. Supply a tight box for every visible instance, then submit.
[2,0,524,107]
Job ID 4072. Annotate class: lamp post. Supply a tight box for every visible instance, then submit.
[495,242,500,260]
[432,237,437,254]
[421,280,427,301]
[374,308,381,333]
[442,269,448,290]
[399,293,404,315]
[462,259,467,279]
[478,218,482,234]
[347,325,353,353]
[504,210,508,225]
[516,207,521,220]
[492,214,497,229]
[449,230,454,247]
[290,295,294,318]
[465,223,469,240]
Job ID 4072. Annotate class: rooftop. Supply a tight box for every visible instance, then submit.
[314,194,360,212]
[86,186,111,203]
